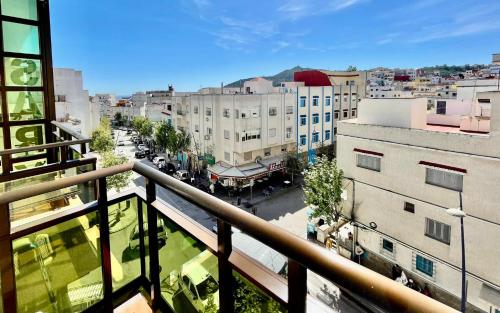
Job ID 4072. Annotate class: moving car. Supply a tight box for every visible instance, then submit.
[128,219,168,250]
[173,170,190,182]
[179,250,219,312]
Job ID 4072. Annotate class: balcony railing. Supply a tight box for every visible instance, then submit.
[0,161,458,313]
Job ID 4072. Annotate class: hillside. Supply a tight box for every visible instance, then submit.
[225,66,312,87]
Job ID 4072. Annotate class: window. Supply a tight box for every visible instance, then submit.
[300,96,306,107]
[55,95,66,102]
[224,152,230,161]
[286,106,293,114]
[356,154,381,172]
[235,132,239,142]
[312,132,319,143]
[194,106,199,114]
[425,168,463,191]
[325,96,331,106]
[436,101,446,115]
[334,110,339,119]
[223,108,230,118]
[235,109,239,119]
[343,110,348,118]
[351,109,357,117]
[206,107,212,116]
[404,202,415,213]
[312,113,319,124]
[286,127,292,139]
[3,21,40,54]
[300,115,307,126]
[325,112,331,122]
[224,130,230,140]
[194,124,199,132]
[325,130,331,140]
[269,128,276,137]
[300,135,307,146]
[264,148,271,156]
[382,239,394,253]
[425,218,451,244]
[269,107,277,116]
[312,96,319,106]
[281,145,287,152]
[207,127,212,135]
[244,152,252,161]
[416,255,434,277]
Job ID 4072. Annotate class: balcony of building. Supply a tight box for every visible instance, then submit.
[0,137,459,313]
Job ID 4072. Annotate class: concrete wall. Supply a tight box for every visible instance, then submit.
[357,98,427,129]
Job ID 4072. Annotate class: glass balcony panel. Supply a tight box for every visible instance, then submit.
[8,165,96,225]
[142,200,150,280]
[2,22,40,55]
[7,91,44,121]
[232,271,286,313]
[109,197,141,291]
[13,211,103,313]
[4,57,42,87]
[9,124,45,159]
[1,0,38,21]
[157,212,219,312]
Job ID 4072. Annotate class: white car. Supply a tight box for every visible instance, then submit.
[128,219,168,250]
[173,170,190,182]
[137,144,145,151]
[153,156,166,165]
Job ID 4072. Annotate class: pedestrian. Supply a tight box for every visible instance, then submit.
[209,184,215,194]
[190,176,195,185]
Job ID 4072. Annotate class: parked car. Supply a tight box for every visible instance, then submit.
[179,250,219,312]
[128,219,168,250]
[173,170,190,182]
[159,162,176,175]
[137,144,145,151]
[153,156,166,166]
[126,129,132,135]
[117,140,125,146]
[143,148,150,155]
[148,153,158,162]
[135,150,146,159]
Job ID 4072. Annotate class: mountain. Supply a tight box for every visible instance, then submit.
[225,66,312,88]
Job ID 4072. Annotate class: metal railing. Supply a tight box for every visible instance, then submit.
[0,161,458,313]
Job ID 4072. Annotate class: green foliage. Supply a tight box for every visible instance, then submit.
[101,152,132,193]
[420,64,487,77]
[154,121,173,152]
[284,149,304,184]
[132,116,153,138]
[174,129,191,153]
[346,65,358,72]
[114,112,123,125]
[203,294,218,313]
[303,156,344,226]
[233,273,283,313]
[90,119,114,153]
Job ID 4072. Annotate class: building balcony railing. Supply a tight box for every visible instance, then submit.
[0,161,458,313]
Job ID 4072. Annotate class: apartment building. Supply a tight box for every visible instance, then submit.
[337,94,500,312]
[54,68,98,136]
[92,93,117,119]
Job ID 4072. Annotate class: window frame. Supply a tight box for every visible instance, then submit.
[425,218,451,245]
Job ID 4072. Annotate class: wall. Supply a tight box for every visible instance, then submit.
[357,98,427,129]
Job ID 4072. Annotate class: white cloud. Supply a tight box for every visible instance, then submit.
[278,0,366,21]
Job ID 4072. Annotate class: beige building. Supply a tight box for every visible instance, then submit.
[337,94,500,312]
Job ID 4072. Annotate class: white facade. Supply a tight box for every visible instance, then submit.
[337,94,500,312]
[456,79,500,101]
[54,68,98,136]
[243,77,275,94]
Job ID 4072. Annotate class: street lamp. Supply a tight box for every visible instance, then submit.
[446,192,467,313]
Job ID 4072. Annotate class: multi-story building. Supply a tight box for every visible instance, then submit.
[92,93,117,119]
[493,53,500,65]
[337,94,500,312]
[54,68,98,136]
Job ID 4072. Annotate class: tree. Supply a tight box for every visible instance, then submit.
[90,119,114,153]
[346,65,358,72]
[284,149,304,184]
[139,118,153,139]
[102,152,132,224]
[154,121,173,153]
[303,156,344,245]
[114,112,123,126]
[174,129,191,153]
[233,274,283,313]
[132,116,145,133]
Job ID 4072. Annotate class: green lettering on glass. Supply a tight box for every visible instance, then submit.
[9,92,43,121]
[10,58,39,86]
[15,125,43,147]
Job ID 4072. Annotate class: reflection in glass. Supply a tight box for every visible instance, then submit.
[7,91,44,121]
[4,57,42,87]
[158,214,219,312]
[2,22,39,54]
[1,0,38,21]
[13,212,103,313]
[109,197,141,291]
[233,271,285,313]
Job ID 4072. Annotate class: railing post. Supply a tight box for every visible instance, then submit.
[145,178,161,309]
[97,178,113,312]
[137,198,146,281]
[0,203,16,313]
[217,219,234,313]
[288,259,307,313]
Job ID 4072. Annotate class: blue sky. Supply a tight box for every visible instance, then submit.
[51,0,500,95]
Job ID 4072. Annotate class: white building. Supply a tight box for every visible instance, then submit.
[243,77,274,94]
[337,94,500,312]
[92,93,117,120]
[456,79,500,101]
[54,68,98,136]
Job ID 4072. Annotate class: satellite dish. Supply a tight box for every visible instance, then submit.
[369,222,377,230]
[355,245,364,256]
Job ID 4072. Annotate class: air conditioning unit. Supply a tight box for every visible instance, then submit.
[204,135,210,140]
